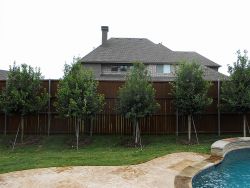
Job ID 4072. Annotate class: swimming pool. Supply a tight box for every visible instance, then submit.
[192,148,250,188]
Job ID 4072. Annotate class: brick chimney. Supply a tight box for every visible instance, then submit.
[101,26,109,45]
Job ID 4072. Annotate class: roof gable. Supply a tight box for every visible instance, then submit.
[80,38,220,67]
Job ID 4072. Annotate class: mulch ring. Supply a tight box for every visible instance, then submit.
[119,137,150,148]
[66,137,93,149]
[176,138,199,145]
[10,136,43,147]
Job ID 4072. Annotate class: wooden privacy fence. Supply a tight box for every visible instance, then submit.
[0,80,249,135]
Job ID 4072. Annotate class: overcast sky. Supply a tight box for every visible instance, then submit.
[1,0,249,79]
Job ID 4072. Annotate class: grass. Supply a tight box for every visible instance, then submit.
[0,134,240,174]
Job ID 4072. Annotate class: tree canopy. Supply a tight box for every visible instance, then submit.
[171,61,212,143]
[55,59,105,119]
[221,50,250,137]
[221,50,250,114]
[118,62,159,119]
[118,62,159,145]
[171,62,212,115]
[0,63,48,116]
[0,63,48,142]
[55,58,105,149]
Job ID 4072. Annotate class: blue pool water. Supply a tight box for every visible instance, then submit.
[192,148,250,188]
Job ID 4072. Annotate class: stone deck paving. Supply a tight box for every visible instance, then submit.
[0,152,208,188]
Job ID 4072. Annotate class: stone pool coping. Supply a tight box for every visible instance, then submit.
[174,155,222,188]
[211,137,250,157]
[174,137,250,188]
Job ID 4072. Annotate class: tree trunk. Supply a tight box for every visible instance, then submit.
[21,116,24,143]
[134,120,140,145]
[243,114,247,137]
[90,118,93,137]
[188,115,191,144]
[4,113,7,135]
[37,113,40,135]
[47,112,51,136]
[132,119,136,137]
[76,118,80,150]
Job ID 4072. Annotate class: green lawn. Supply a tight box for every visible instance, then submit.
[0,134,239,174]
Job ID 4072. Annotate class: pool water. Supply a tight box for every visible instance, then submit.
[192,148,250,188]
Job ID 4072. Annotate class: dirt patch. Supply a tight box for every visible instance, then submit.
[176,138,199,145]
[119,138,150,148]
[66,137,92,148]
[11,136,43,147]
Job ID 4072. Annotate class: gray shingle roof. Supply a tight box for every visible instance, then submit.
[0,70,8,80]
[200,65,227,81]
[80,38,220,67]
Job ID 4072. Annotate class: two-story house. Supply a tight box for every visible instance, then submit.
[80,26,226,81]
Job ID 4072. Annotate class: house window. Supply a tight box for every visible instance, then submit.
[156,64,171,74]
[110,65,130,72]
[102,64,131,74]
[111,66,119,72]
[119,65,130,72]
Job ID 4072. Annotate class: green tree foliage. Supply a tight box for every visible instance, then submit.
[118,62,159,145]
[0,63,48,142]
[55,58,105,150]
[221,50,250,137]
[171,61,212,143]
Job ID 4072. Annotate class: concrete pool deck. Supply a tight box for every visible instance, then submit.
[0,152,208,188]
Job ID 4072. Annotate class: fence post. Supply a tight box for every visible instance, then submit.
[48,79,51,136]
[218,79,221,136]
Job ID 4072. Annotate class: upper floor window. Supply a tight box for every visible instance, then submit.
[111,65,130,72]
[156,64,171,74]
[102,64,131,74]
